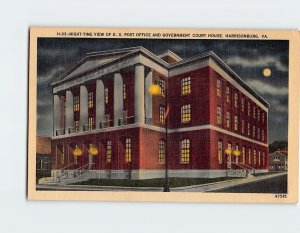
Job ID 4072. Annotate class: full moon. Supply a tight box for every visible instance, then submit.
[263,68,271,77]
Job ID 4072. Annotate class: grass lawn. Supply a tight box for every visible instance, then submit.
[72,177,238,188]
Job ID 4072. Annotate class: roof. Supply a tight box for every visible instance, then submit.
[50,46,270,108]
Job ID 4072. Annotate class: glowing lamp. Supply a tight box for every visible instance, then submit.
[225,148,232,155]
[148,83,161,96]
[233,150,241,156]
[73,146,82,157]
[89,144,98,156]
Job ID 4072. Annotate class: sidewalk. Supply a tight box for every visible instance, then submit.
[36,172,287,192]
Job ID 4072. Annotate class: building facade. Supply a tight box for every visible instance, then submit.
[36,136,52,178]
[50,47,269,179]
[269,148,288,171]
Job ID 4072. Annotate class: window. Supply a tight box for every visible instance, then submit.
[248,148,252,165]
[235,145,239,163]
[158,140,165,164]
[88,117,94,130]
[74,145,79,165]
[159,78,166,96]
[218,140,223,164]
[181,139,190,163]
[262,130,265,141]
[248,102,251,116]
[106,141,112,163]
[253,106,256,118]
[217,79,221,97]
[258,109,260,121]
[247,123,250,136]
[88,91,94,108]
[226,111,230,128]
[241,120,245,134]
[254,149,257,165]
[258,128,260,140]
[105,88,108,104]
[159,106,165,124]
[73,95,80,112]
[123,84,126,100]
[226,86,230,103]
[234,116,238,131]
[74,120,79,133]
[234,93,238,108]
[262,113,265,124]
[181,77,191,95]
[181,104,191,123]
[253,125,256,138]
[241,98,245,112]
[61,145,65,165]
[258,151,261,166]
[125,138,132,163]
[242,146,246,164]
[263,152,265,166]
[217,106,222,125]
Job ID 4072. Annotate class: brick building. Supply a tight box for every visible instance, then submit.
[269,148,288,171]
[49,47,269,180]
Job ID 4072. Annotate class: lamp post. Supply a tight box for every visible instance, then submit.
[149,80,170,192]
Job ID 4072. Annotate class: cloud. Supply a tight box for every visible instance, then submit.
[227,55,288,72]
[37,65,66,85]
[246,79,288,96]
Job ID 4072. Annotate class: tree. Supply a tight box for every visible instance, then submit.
[269,140,288,153]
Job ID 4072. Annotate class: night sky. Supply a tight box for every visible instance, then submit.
[37,38,289,144]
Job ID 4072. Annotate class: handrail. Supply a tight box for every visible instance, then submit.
[231,162,255,171]
[74,164,89,178]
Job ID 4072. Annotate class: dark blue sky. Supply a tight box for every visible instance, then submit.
[37,38,289,144]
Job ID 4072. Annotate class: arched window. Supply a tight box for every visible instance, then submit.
[158,139,165,164]
[181,139,190,164]
[218,140,223,164]
[125,138,132,163]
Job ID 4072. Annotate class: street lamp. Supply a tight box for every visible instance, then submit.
[149,80,170,192]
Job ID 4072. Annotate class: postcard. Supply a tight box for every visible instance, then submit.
[28,27,299,203]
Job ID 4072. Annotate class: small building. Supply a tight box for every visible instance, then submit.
[269,148,288,171]
[36,136,52,177]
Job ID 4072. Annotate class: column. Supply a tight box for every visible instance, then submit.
[79,85,88,132]
[65,90,74,133]
[96,79,105,128]
[134,64,145,124]
[145,69,153,120]
[114,73,123,126]
[53,94,61,136]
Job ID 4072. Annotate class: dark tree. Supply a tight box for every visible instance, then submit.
[269,140,288,153]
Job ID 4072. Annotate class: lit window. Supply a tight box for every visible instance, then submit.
[258,151,261,166]
[88,91,94,108]
[253,125,256,138]
[217,79,221,97]
[105,88,108,104]
[234,93,238,108]
[73,95,80,112]
[218,140,223,164]
[247,123,250,136]
[61,145,65,165]
[253,106,256,118]
[235,145,239,163]
[74,120,79,133]
[254,149,257,165]
[158,139,165,164]
[159,78,166,96]
[125,138,132,163]
[248,148,252,165]
[181,77,191,95]
[234,116,238,131]
[88,117,94,130]
[241,120,245,134]
[241,98,245,112]
[248,102,251,116]
[159,106,165,124]
[181,139,190,164]
[258,128,260,140]
[262,130,265,141]
[226,111,230,128]
[262,113,265,124]
[226,86,230,103]
[123,84,126,100]
[258,109,260,121]
[242,146,246,164]
[217,106,222,125]
[106,141,112,163]
[181,104,191,123]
